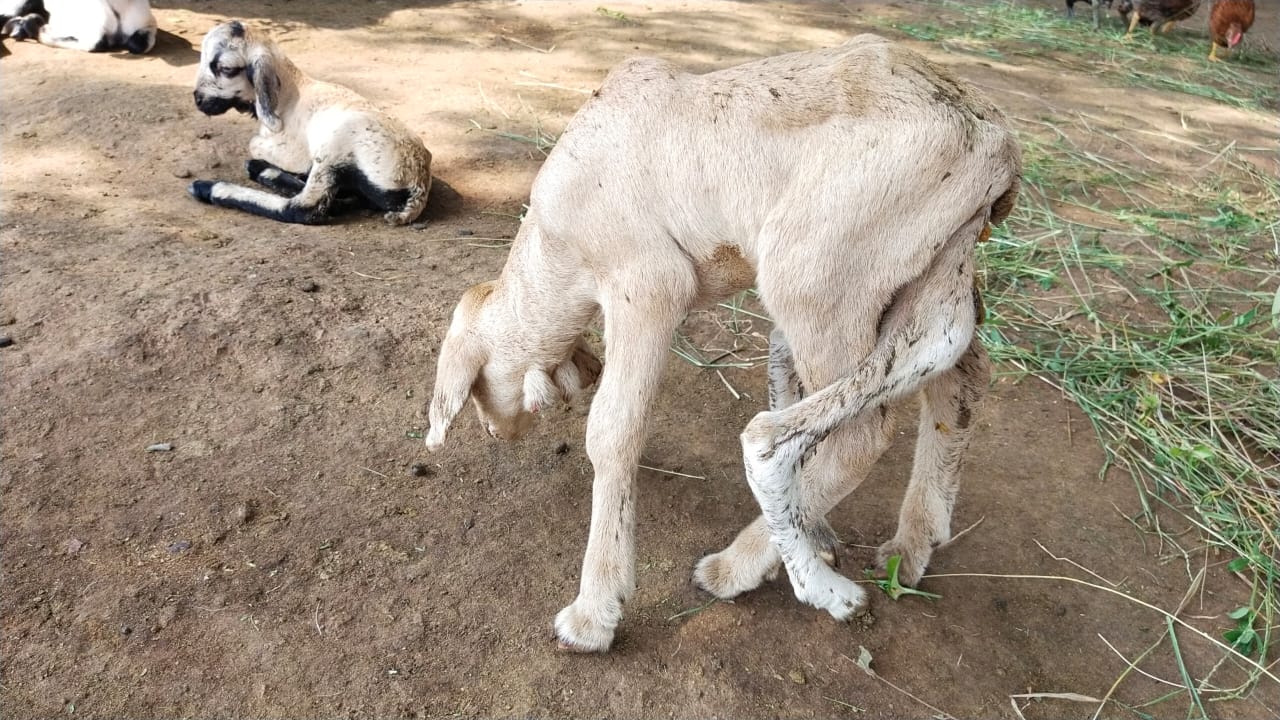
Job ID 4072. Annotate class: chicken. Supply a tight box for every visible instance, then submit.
[1066,0,1114,29]
[1116,0,1203,40]
[1208,0,1255,61]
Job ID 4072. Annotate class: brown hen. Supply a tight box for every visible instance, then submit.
[1209,0,1256,61]
[1116,0,1202,39]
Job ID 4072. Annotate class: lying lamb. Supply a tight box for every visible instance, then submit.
[1,0,156,54]
[189,21,432,226]
[424,34,1021,652]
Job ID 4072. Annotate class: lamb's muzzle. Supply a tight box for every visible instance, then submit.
[424,33,1022,653]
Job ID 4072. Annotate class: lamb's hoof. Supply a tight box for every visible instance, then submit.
[188,180,215,203]
[693,549,779,599]
[553,601,616,653]
[875,537,931,587]
[245,158,270,180]
[794,568,867,622]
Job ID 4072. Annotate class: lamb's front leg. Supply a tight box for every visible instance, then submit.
[554,290,685,652]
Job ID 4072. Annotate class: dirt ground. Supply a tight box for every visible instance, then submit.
[2,1,1277,718]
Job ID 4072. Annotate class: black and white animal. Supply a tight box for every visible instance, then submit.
[188,21,433,226]
[1,0,156,54]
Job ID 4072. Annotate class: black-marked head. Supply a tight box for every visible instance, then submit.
[192,21,281,131]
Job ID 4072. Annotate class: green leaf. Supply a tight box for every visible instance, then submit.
[865,555,942,601]
[1226,606,1252,620]
[1226,557,1249,573]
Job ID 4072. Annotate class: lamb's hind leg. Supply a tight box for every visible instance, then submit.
[876,337,991,586]
[694,329,801,597]
[741,213,987,620]
[694,328,894,599]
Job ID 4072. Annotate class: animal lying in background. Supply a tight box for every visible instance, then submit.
[189,21,432,226]
[1065,0,1114,29]
[1,0,155,54]
[1208,0,1255,61]
[425,34,1021,652]
[1117,0,1203,39]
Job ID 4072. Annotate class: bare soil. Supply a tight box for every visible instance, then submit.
[3,1,1277,718]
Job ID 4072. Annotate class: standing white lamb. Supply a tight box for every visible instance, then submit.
[424,34,1021,652]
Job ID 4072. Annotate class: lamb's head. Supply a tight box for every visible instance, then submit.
[425,282,602,451]
[193,21,282,131]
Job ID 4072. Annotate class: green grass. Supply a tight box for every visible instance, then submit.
[978,127,1279,707]
[857,17,1280,706]
[879,0,1279,110]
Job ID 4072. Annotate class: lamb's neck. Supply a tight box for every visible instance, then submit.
[492,221,597,359]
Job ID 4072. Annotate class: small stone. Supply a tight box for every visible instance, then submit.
[173,168,193,179]
[788,669,806,685]
[167,540,192,554]
[555,442,570,455]
[232,503,253,525]
[120,625,132,636]
[462,516,475,531]
[145,443,173,452]
[456,228,475,237]
[156,604,178,629]
[409,463,433,478]
[64,538,85,555]
[297,279,319,293]
[0,336,12,348]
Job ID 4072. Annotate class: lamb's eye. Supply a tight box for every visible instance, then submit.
[217,64,244,78]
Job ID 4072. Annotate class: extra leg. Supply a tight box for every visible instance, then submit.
[554,279,692,652]
[875,338,991,585]
[695,406,894,599]
[740,211,989,621]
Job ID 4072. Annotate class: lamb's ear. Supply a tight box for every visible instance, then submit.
[522,368,559,415]
[426,335,484,452]
[552,337,602,400]
[247,48,282,133]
